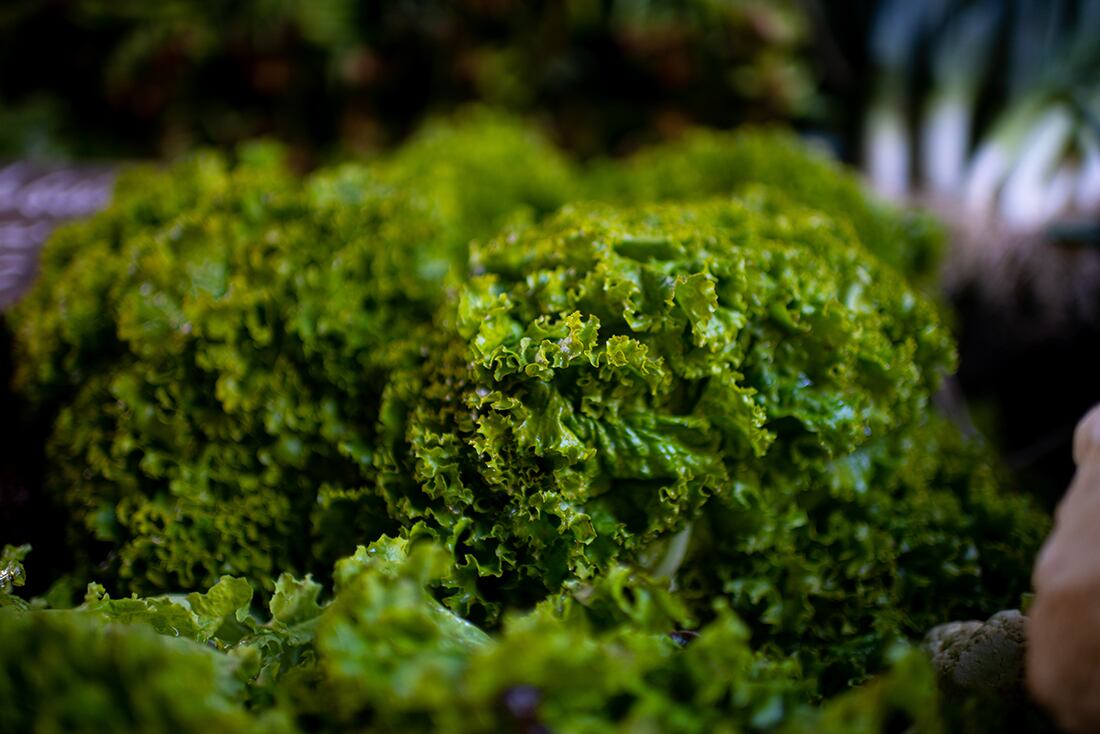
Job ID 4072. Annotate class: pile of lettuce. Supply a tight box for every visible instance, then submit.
[0,539,944,733]
[4,112,1047,731]
[381,199,1042,688]
[12,111,576,591]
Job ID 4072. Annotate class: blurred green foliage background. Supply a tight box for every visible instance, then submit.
[0,0,815,161]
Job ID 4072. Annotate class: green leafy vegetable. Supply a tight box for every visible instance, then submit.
[6,111,1049,732]
[585,128,944,281]
[0,607,275,734]
[0,537,950,733]
[11,113,575,593]
[376,198,1042,686]
[0,545,30,597]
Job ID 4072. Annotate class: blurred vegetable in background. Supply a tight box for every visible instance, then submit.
[862,0,1100,223]
[852,0,1100,507]
[0,0,816,160]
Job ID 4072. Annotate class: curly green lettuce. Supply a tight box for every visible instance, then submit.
[585,128,943,281]
[377,198,1043,681]
[272,537,827,733]
[9,114,1046,715]
[10,114,575,593]
[0,538,947,734]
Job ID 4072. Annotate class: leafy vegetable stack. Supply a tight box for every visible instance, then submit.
[3,112,1048,731]
[11,111,576,592]
[0,538,944,733]
[381,198,1044,686]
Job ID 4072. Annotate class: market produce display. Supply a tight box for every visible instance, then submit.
[11,111,576,593]
[0,537,943,733]
[3,113,1050,732]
